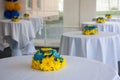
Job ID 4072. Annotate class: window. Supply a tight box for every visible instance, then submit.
[37,0,41,9]
[25,0,64,47]
[26,0,32,10]
[96,0,120,17]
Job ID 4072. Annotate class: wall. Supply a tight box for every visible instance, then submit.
[64,0,96,29]
[64,0,80,28]
[79,0,96,23]
[0,1,5,18]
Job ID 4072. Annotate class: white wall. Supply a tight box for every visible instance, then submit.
[79,0,96,23]
[64,0,96,29]
[64,0,80,28]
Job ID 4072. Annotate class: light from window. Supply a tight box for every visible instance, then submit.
[37,0,40,9]
[27,0,32,9]
[96,0,120,17]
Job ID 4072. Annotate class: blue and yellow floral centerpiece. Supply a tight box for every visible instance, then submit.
[96,17,106,23]
[24,13,30,19]
[82,24,98,35]
[105,14,112,19]
[11,16,20,22]
[32,48,66,71]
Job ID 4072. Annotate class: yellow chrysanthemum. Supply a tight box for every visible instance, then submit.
[32,60,40,70]
[96,19,106,23]
[61,58,66,66]
[32,57,66,71]
[49,56,55,61]
[32,48,66,71]
[41,57,54,71]
[41,48,52,51]
[106,15,112,19]
[83,29,98,35]
[44,52,51,56]
[53,61,61,70]
[87,24,92,27]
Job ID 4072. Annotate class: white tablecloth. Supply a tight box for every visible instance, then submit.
[0,55,119,80]
[59,31,120,73]
[92,18,120,22]
[106,18,120,22]
[24,17,43,35]
[82,22,120,35]
[0,20,36,56]
[29,17,43,35]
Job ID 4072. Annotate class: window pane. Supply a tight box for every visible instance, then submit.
[37,0,40,8]
[110,0,118,10]
[26,0,64,47]
[27,0,32,9]
[97,0,109,11]
[96,0,120,17]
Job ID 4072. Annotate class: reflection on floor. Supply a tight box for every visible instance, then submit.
[0,47,120,75]
[0,47,11,58]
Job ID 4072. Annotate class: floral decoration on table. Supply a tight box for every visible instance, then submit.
[82,24,98,35]
[32,48,66,71]
[11,16,20,22]
[105,14,112,19]
[4,0,22,19]
[96,17,106,23]
[23,13,30,19]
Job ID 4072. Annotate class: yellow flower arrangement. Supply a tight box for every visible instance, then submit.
[32,48,66,71]
[96,17,106,23]
[105,14,112,19]
[11,16,20,22]
[24,13,30,19]
[82,24,98,35]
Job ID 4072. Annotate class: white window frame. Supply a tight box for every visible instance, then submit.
[26,0,32,10]
[37,0,41,9]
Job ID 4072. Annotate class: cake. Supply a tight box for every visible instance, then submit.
[105,14,112,19]
[96,17,106,23]
[32,48,66,71]
[82,24,98,35]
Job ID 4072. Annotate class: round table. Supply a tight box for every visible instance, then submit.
[81,21,120,35]
[92,18,120,22]
[106,18,120,22]
[0,19,36,56]
[59,31,120,73]
[0,55,119,80]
